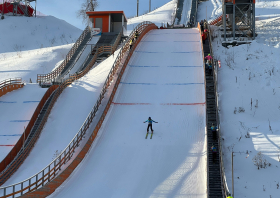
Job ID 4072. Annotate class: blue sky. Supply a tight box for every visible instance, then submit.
[31,0,171,30]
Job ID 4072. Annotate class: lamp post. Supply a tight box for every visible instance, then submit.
[232,151,234,198]
[137,0,139,17]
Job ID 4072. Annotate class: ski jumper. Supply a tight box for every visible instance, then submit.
[144,119,157,132]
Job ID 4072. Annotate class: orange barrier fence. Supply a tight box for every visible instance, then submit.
[37,26,91,83]
[0,85,59,183]
[0,21,158,198]
[209,14,229,26]
[0,78,24,97]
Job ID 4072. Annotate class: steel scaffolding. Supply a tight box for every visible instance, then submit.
[222,0,255,41]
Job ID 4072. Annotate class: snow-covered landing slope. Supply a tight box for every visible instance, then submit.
[0,84,46,160]
[2,49,121,187]
[49,29,207,198]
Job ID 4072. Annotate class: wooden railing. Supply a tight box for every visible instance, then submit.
[37,26,91,84]
[0,22,157,198]
[91,30,123,56]
[207,22,231,197]
[0,78,23,97]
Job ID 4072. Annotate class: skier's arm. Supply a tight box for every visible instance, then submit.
[152,120,158,123]
[143,120,148,123]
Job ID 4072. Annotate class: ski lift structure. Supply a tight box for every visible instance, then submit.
[1,0,37,18]
[222,0,255,46]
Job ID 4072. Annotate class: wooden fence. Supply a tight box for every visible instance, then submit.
[0,78,24,98]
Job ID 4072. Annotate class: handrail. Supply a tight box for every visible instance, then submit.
[37,26,91,83]
[189,0,198,26]
[0,21,157,198]
[207,22,231,197]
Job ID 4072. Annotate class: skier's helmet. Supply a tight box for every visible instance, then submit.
[208,54,210,56]
[148,117,151,120]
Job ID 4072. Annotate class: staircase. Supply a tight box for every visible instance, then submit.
[203,31,224,197]
[58,32,92,78]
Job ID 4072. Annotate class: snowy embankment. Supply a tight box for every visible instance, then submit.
[211,13,280,198]
[0,16,82,83]
[3,49,120,186]
[127,0,177,34]
[48,29,207,198]
[0,84,46,161]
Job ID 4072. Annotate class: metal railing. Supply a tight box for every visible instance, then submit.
[37,26,91,84]
[0,21,157,198]
[207,22,231,197]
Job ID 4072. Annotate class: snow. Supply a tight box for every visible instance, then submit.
[0,84,46,160]
[0,15,83,83]
[209,5,280,197]
[127,0,177,34]
[0,16,82,54]
[2,49,120,187]
[1,0,280,197]
[64,36,100,77]
[48,29,207,198]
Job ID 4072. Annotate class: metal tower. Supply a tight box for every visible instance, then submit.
[1,0,37,17]
[222,0,255,42]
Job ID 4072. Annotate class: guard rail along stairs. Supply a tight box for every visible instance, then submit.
[0,21,158,198]
[37,26,91,84]
[0,26,123,187]
[190,0,198,26]
[0,78,24,97]
[201,21,231,197]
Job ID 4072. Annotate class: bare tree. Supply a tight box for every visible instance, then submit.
[76,0,99,24]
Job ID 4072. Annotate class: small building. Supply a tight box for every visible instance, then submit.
[86,11,127,35]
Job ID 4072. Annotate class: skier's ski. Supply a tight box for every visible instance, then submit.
[150,132,153,139]
[145,132,149,139]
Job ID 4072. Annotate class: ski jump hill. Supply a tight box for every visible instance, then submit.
[0,23,209,197]
[49,28,207,198]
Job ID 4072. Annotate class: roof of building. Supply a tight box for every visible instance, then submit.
[86,11,127,22]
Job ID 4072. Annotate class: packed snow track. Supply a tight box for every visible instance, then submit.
[49,28,207,198]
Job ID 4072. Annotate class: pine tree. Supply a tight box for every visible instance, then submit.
[76,0,99,24]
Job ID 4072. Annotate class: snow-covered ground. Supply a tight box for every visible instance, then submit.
[3,49,120,186]
[0,16,82,83]
[127,0,177,34]
[48,28,207,198]
[0,84,46,160]
[1,0,280,197]
[207,2,280,197]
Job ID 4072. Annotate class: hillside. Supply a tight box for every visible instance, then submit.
[0,15,82,54]
[0,15,83,82]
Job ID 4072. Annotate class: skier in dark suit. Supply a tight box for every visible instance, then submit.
[143,117,158,133]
